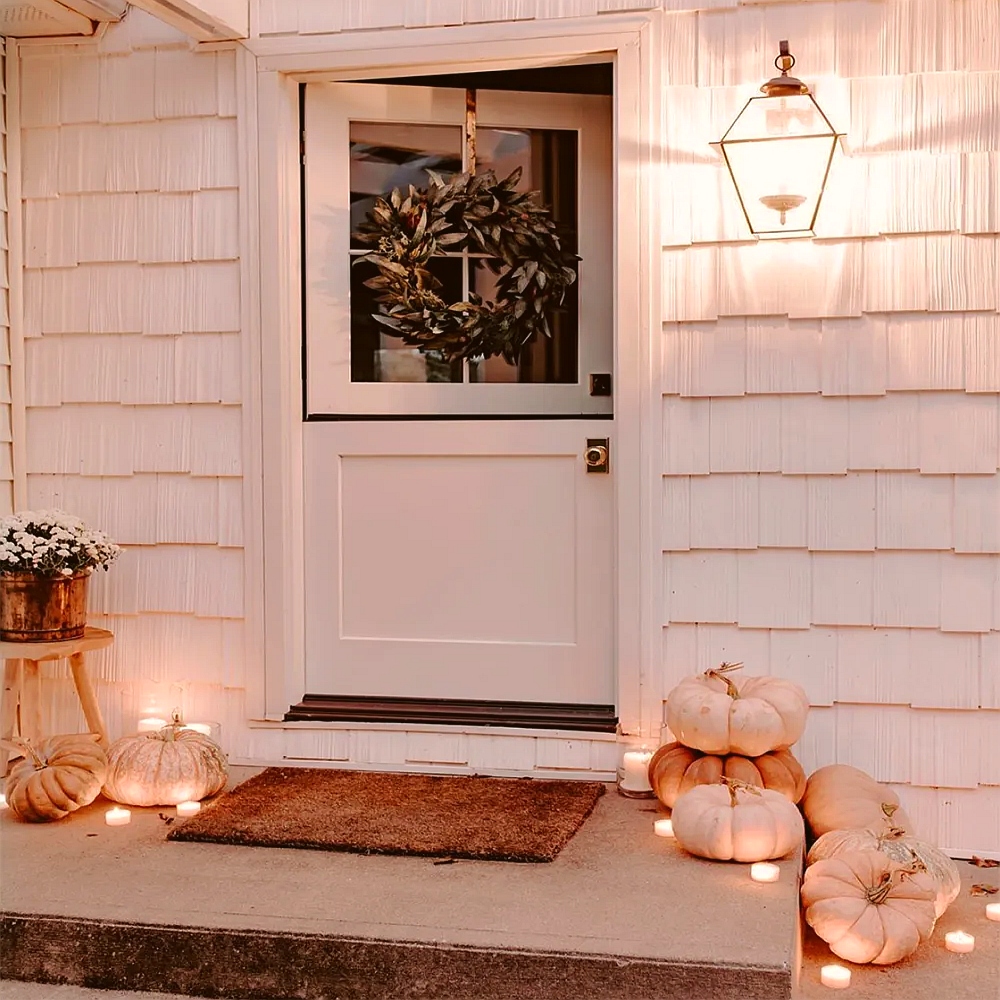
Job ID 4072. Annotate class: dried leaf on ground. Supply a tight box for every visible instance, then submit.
[970,856,1000,868]
[970,883,999,895]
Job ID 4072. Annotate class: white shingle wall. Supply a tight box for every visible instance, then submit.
[19,14,247,748]
[657,0,1000,853]
[1,41,13,516]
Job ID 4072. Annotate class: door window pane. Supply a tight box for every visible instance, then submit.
[350,256,464,383]
[350,122,464,382]
[468,127,579,385]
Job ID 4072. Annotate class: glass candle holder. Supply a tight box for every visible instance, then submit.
[617,745,655,798]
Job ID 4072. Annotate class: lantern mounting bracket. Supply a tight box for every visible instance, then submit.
[760,40,809,97]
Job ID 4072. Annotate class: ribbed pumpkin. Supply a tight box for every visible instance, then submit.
[671,777,805,863]
[801,764,913,839]
[103,715,228,806]
[801,850,937,965]
[807,825,960,918]
[2,734,107,822]
[664,662,809,757]
[648,741,807,809]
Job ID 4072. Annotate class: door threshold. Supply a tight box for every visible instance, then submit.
[284,695,619,733]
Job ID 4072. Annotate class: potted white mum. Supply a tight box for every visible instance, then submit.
[0,510,120,642]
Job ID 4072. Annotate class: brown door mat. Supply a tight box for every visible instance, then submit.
[167,767,607,863]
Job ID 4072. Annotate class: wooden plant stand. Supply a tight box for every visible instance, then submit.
[0,626,113,774]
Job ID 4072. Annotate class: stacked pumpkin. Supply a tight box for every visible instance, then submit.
[798,764,961,966]
[651,662,810,863]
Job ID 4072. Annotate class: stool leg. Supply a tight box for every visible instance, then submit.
[19,659,43,743]
[69,652,109,749]
[1,658,23,775]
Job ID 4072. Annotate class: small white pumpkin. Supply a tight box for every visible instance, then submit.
[806,825,960,918]
[665,662,809,757]
[671,777,805,863]
[103,713,228,806]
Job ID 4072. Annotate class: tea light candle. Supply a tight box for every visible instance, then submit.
[137,717,168,733]
[181,723,212,737]
[176,800,201,817]
[620,750,654,793]
[820,965,851,989]
[105,807,131,827]
[653,818,674,838]
[0,792,7,809]
[750,862,780,883]
[986,903,1000,922]
[944,931,975,953]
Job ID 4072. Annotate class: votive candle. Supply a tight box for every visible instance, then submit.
[105,807,131,827]
[820,965,851,989]
[986,903,1000,922]
[181,723,212,737]
[0,792,7,809]
[944,931,975,953]
[653,818,674,838]
[137,717,168,733]
[176,800,201,817]
[750,862,780,883]
[620,749,654,793]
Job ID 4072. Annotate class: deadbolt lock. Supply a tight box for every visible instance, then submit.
[585,439,610,473]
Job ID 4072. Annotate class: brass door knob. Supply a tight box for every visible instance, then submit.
[585,439,610,473]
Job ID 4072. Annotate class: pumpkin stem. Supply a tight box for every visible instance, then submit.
[864,863,925,905]
[720,775,761,807]
[0,736,47,770]
[705,661,744,700]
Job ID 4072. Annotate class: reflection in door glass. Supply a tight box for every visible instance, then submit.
[468,127,578,385]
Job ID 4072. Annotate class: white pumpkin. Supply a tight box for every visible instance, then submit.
[801,850,938,965]
[801,764,914,839]
[671,778,805,863]
[665,662,810,757]
[103,716,228,806]
[807,826,960,918]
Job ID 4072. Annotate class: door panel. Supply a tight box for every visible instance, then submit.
[304,421,614,704]
[303,83,612,416]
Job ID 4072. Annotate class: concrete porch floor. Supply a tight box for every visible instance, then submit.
[4,767,996,1000]
[1,767,801,1000]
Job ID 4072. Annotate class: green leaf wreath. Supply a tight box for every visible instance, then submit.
[353,168,579,364]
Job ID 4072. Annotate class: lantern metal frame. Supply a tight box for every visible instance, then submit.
[717,41,844,240]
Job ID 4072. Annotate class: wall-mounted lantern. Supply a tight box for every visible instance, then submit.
[718,41,843,239]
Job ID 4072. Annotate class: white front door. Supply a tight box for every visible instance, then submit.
[300,82,615,720]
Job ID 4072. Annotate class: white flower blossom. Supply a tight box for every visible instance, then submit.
[0,509,121,578]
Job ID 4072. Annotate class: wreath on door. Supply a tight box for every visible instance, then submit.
[353,165,579,365]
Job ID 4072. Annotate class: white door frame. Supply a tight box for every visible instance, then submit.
[240,11,663,737]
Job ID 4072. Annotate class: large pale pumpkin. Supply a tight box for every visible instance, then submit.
[801,850,937,965]
[801,764,913,839]
[664,662,809,757]
[648,741,807,808]
[2,734,107,823]
[807,826,960,918]
[671,778,805,862]
[103,718,228,806]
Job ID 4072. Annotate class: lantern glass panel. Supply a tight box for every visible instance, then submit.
[721,132,837,237]
[723,93,831,142]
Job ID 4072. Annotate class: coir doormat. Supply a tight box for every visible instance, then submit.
[167,767,605,863]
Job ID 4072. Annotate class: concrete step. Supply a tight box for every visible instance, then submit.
[0,770,801,1000]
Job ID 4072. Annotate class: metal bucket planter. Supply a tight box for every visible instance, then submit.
[0,570,91,642]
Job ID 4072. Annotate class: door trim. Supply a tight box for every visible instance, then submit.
[248,12,663,739]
